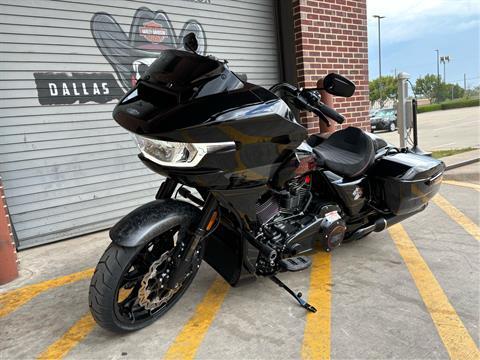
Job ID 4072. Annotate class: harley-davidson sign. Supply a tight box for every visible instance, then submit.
[33,7,207,105]
[90,7,207,91]
[139,21,167,43]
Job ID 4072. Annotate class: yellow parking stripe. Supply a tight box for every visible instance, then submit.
[163,277,230,360]
[37,313,96,360]
[389,224,479,359]
[302,252,331,360]
[443,180,480,191]
[433,194,480,241]
[0,268,94,318]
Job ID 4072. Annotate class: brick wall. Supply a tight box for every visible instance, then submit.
[293,0,369,134]
[0,176,18,284]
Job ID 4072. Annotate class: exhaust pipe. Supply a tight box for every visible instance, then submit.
[349,205,427,241]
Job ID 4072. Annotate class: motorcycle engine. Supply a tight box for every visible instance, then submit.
[256,177,310,224]
[255,176,346,274]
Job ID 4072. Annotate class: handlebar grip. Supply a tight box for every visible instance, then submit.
[317,102,345,124]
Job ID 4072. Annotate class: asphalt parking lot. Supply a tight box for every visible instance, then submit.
[1,176,479,359]
[377,107,480,151]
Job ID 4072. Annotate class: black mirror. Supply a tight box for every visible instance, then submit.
[323,73,355,97]
[183,32,198,53]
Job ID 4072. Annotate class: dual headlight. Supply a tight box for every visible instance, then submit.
[132,134,235,167]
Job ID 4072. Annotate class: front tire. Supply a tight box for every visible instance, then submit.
[389,122,396,132]
[89,232,202,333]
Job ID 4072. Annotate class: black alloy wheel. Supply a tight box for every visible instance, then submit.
[89,226,203,333]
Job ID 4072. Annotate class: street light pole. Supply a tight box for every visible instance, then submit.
[373,15,385,106]
[440,55,450,83]
[435,49,440,103]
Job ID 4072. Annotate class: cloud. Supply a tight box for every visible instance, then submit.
[367,0,480,44]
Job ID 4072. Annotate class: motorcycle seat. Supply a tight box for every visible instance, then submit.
[313,127,375,178]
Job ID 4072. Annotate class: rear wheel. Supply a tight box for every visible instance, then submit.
[89,227,203,333]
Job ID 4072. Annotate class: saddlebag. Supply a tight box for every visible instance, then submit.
[369,152,445,215]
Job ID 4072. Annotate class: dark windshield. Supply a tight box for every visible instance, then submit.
[125,49,244,110]
[143,49,224,87]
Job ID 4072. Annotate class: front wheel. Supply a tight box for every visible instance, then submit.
[89,228,203,333]
[389,122,396,132]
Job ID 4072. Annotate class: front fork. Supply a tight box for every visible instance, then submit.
[156,178,218,289]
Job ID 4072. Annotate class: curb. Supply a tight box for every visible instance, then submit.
[445,157,480,171]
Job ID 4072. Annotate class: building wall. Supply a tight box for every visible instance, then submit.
[293,0,369,134]
[0,0,281,248]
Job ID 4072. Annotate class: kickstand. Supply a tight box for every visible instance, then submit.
[270,275,317,313]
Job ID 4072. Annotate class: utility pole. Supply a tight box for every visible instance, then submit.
[373,15,385,107]
[464,73,467,91]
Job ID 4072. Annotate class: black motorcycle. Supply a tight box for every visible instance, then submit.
[89,34,444,332]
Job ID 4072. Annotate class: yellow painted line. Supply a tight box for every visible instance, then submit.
[389,224,480,359]
[0,268,94,318]
[433,194,480,241]
[163,277,230,360]
[302,252,331,360]
[443,180,480,191]
[37,313,96,360]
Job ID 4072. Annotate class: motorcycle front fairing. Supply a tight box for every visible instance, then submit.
[113,49,290,140]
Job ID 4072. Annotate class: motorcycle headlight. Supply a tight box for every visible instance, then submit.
[132,134,235,167]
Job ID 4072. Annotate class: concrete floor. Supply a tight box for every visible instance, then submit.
[377,107,480,151]
[1,173,479,359]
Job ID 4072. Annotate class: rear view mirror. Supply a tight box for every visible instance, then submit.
[323,73,355,97]
[183,32,199,53]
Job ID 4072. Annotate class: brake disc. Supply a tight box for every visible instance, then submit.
[137,243,203,311]
[137,252,178,311]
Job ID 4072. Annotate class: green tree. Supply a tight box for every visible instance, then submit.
[445,83,465,100]
[465,85,480,98]
[414,74,440,102]
[369,76,397,102]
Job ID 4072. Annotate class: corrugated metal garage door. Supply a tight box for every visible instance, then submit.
[0,0,281,249]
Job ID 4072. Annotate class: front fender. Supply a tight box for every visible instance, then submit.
[109,199,201,247]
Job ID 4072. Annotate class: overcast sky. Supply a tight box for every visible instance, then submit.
[367,0,480,88]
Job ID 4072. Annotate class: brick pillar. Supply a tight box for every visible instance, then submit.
[292,0,370,134]
[0,177,19,284]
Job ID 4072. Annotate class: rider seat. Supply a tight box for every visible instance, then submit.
[313,127,375,178]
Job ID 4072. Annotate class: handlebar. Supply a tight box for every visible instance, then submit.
[299,88,345,124]
[316,102,345,124]
[270,83,345,125]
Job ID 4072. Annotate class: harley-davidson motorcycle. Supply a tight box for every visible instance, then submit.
[89,34,444,332]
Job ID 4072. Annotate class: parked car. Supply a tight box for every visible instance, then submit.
[370,108,397,132]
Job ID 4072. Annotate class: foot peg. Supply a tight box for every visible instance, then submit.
[279,256,312,272]
[270,275,317,313]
